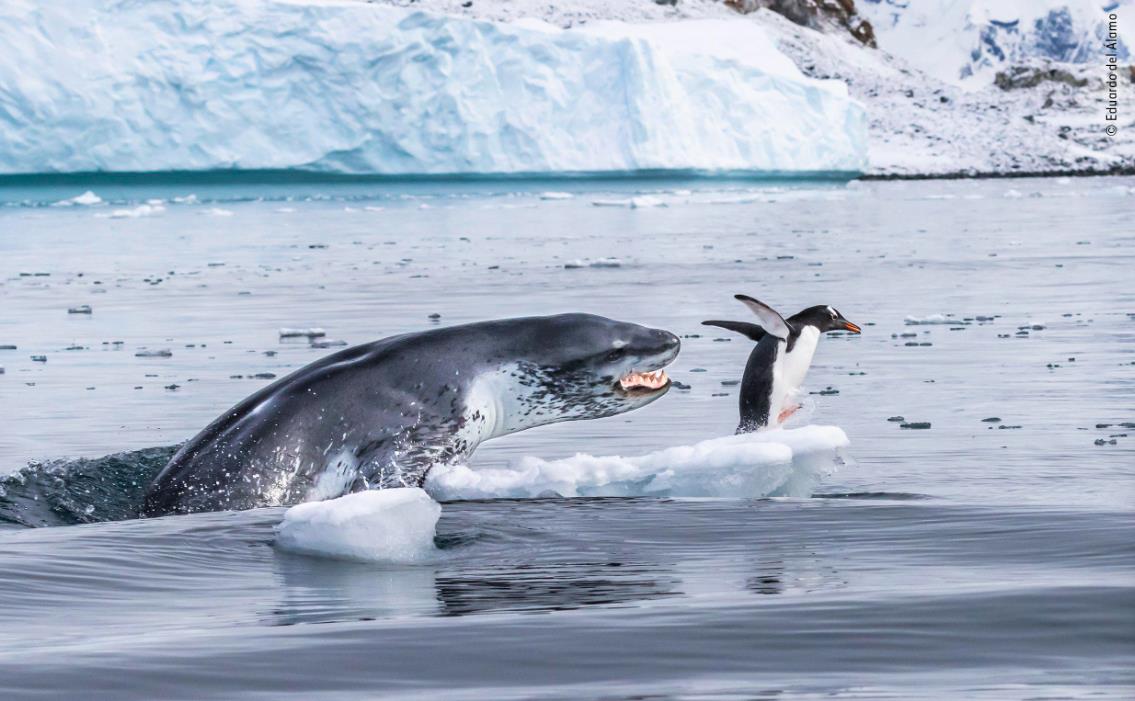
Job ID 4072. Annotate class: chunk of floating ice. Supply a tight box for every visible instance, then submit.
[274,488,440,563]
[67,304,92,314]
[539,191,574,200]
[904,314,966,325]
[52,190,103,207]
[590,196,667,208]
[203,207,234,217]
[564,257,623,269]
[99,203,165,218]
[428,425,849,500]
[279,327,326,338]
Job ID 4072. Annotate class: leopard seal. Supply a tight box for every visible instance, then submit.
[142,314,679,516]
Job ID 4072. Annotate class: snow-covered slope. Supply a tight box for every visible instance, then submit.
[859,0,1132,84]
[0,0,866,176]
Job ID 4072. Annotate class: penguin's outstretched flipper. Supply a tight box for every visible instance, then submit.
[701,320,767,342]
[733,294,791,339]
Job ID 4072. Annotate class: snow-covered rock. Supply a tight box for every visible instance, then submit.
[859,0,1131,84]
[0,0,866,176]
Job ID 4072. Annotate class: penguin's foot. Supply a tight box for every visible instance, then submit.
[778,404,802,423]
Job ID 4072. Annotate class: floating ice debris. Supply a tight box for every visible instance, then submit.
[67,304,92,314]
[1003,189,1024,199]
[276,207,296,213]
[203,207,234,217]
[900,422,931,430]
[887,416,905,422]
[363,206,384,212]
[274,488,440,563]
[172,194,199,204]
[539,191,574,200]
[586,195,669,208]
[427,313,442,320]
[0,367,4,374]
[904,314,966,326]
[672,381,691,390]
[428,426,849,500]
[250,372,276,380]
[564,257,623,269]
[589,257,622,268]
[134,349,172,358]
[101,203,165,218]
[30,355,46,362]
[0,345,16,350]
[310,339,348,349]
[982,417,1002,423]
[164,384,180,390]
[52,190,102,207]
[279,327,326,338]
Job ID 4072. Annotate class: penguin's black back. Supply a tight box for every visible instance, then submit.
[737,335,782,433]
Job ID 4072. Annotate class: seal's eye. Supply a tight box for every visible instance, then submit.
[605,348,627,363]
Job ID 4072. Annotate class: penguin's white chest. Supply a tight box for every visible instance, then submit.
[782,326,820,394]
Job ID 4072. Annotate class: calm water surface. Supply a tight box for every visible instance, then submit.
[0,176,1132,699]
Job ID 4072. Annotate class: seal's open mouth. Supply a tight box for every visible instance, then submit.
[616,369,671,395]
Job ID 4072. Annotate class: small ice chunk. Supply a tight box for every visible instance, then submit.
[589,258,622,268]
[279,327,326,338]
[1003,189,1024,199]
[539,191,574,200]
[203,207,234,217]
[101,203,165,218]
[591,195,666,208]
[53,191,103,207]
[274,488,440,563]
[904,314,966,326]
[67,304,92,314]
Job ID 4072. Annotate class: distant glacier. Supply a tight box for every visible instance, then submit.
[0,0,867,176]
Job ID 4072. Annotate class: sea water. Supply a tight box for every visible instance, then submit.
[0,176,1132,699]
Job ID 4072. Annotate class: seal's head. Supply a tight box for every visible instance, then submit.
[478,313,681,435]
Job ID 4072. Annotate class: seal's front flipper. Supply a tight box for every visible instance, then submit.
[734,294,791,340]
[701,320,768,343]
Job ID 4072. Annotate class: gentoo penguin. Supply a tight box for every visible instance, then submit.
[703,294,861,433]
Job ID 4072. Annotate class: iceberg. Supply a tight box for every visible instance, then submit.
[0,0,866,176]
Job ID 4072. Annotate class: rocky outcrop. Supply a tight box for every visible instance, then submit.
[725,0,875,47]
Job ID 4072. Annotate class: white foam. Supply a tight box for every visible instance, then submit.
[274,488,440,563]
[427,425,849,500]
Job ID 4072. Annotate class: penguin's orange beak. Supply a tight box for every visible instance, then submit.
[843,320,862,334]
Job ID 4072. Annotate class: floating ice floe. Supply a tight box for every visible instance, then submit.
[591,195,667,208]
[99,203,165,219]
[67,304,92,314]
[563,257,623,269]
[52,191,103,207]
[539,191,574,200]
[279,327,326,338]
[274,488,440,562]
[904,314,970,326]
[203,207,234,217]
[427,425,849,500]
